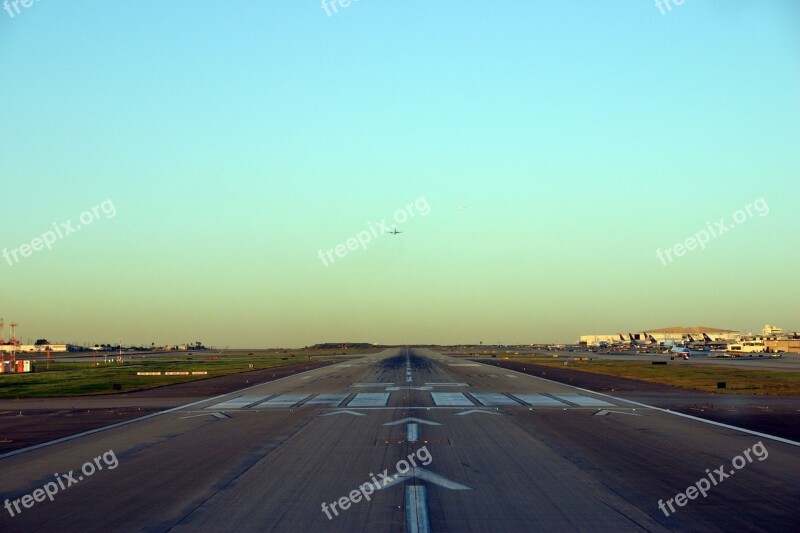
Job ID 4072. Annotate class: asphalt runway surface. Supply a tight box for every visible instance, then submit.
[479,359,800,443]
[0,359,338,454]
[1,348,798,532]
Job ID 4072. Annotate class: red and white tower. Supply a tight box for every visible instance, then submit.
[10,322,19,346]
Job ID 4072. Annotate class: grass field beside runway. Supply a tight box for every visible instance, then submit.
[0,349,370,399]
[503,357,800,396]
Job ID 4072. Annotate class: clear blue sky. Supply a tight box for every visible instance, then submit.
[1,2,798,346]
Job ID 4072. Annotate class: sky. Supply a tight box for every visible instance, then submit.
[1,1,798,347]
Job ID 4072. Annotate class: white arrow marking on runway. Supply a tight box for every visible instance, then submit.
[378,468,471,491]
[383,417,441,426]
[320,410,365,417]
[454,410,502,416]
[179,412,230,420]
[593,410,642,417]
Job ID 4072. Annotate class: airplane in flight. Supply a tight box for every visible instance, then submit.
[389,229,402,235]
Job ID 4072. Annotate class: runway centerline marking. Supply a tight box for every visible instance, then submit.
[407,423,419,442]
[406,486,430,533]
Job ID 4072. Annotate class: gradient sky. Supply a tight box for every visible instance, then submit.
[1,2,798,347]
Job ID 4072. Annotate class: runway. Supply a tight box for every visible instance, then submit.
[1,348,798,531]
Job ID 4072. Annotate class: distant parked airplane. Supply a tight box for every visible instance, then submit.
[670,346,690,359]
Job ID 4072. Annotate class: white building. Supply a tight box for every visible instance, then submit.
[0,344,68,353]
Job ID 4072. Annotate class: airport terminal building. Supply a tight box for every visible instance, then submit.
[579,326,740,345]
[580,325,800,353]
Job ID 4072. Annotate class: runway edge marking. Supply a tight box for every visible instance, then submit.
[476,360,800,448]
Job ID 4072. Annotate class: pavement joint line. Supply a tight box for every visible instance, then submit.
[476,360,800,448]
[0,363,326,460]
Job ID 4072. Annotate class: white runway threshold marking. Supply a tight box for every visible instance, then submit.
[550,393,615,407]
[431,392,475,406]
[252,394,310,408]
[406,486,430,533]
[205,396,270,409]
[470,393,520,406]
[511,394,570,407]
[348,393,391,407]
[407,423,419,442]
[304,394,349,405]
